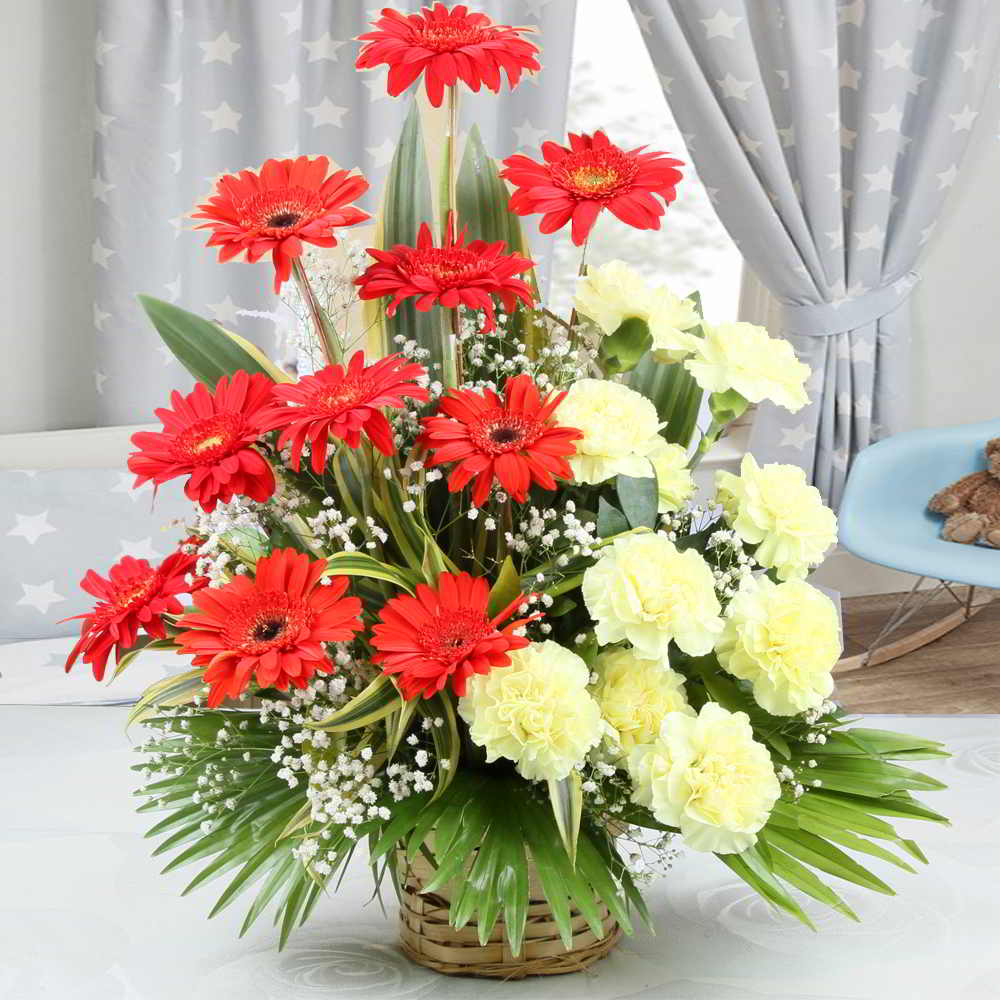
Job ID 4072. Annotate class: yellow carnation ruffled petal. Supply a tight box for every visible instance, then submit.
[647,440,696,513]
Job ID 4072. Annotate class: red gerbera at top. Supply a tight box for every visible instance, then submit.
[419,373,581,506]
[128,371,276,512]
[192,155,369,293]
[175,548,363,707]
[356,4,540,108]
[356,220,535,333]
[63,547,205,681]
[258,351,429,473]
[371,571,539,699]
[501,130,684,245]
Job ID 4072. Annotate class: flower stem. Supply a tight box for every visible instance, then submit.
[446,84,465,387]
[688,418,726,471]
[567,236,590,330]
[292,258,341,367]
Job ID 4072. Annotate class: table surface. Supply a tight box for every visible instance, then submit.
[2,708,998,1000]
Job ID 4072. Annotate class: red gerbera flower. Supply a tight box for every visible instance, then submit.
[175,548,363,707]
[356,4,540,108]
[128,371,276,513]
[501,129,684,245]
[192,155,369,293]
[257,351,429,473]
[356,221,535,333]
[63,548,205,681]
[371,571,539,699]
[419,373,581,506]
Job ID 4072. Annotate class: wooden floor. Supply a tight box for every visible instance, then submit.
[836,588,1000,714]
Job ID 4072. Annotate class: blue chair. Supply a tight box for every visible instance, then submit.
[837,418,1000,671]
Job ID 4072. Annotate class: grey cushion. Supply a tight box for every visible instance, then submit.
[1,468,191,643]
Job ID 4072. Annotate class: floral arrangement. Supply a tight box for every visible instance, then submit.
[66,3,948,972]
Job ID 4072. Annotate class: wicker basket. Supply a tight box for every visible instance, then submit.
[397,849,621,979]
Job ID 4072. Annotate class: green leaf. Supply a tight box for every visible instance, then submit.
[308,674,402,733]
[598,316,653,376]
[718,845,816,929]
[596,497,630,538]
[762,826,895,895]
[487,555,521,616]
[371,100,447,375]
[127,668,207,728]
[760,839,859,921]
[616,472,658,530]
[138,296,290,386]
[110,637,178,680]
[324,552,419,594]
[547,771,583,866]
[625,356,702,449]
[418,693,460,798]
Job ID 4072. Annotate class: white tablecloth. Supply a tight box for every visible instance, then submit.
[2,708,998,1000]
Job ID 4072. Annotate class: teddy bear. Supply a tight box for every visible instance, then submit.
[927,437,1000,547]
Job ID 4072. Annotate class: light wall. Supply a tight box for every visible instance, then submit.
[0,0,97,433]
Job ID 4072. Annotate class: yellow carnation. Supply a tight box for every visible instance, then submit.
[628,702,780,854]
[716,576,840,716]
[582,532,724,660]
[458,640,603,782]
[595,647,694,751]
[574,260,702,362]
[684,321,810,413]
[716,454,838,580]
[648,440,695,513]
[557,379,663,484]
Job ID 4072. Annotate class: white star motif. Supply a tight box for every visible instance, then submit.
[523,0,553,16]
[919,222,936,245]
[95,30,117,66]
[202,101,242,133]
[362,67,390,102]
[164,275,182,302]
[819,46,838,68]
[273,73,300,105]
[837,391,853,413]
[95,108,116,136]
[936,164,958,189]
[716,73,753,101]
[282,4,303,34]
[949,105,978,131]
[775,69,790,89]
[199,31,240,64]
[876,40,912,69]
[871,104,903,133]
[837,0,865,27]
[156,342,175,366]
[91,238,115,269]
[366,137,397,169]
[825,229,844,251]
[162,77,183,106]
[306,98,348,128]
[209,296,241,327]
[119,537,161,560]
[854,224,884,251]
[700,9,742,39]
[633,8,654,34]
[512,118,546,149]
[780,423,815,451]
[198,31,242,66]
[839,61,861,89]
[168,213,187,233]
[658,73,674,94]
[168,149,182,174]
[854,394,872,416]
[92,172,115,203]
[16,581,65,614]
[901,70,926,96]
[8,511,56,545]
[95,369,108,394]
[832,448,849,472]
[864,165,893,192]
[827,172,842,191]
[955,46,979,71]
[917,3,943,31]
[304,32,345,62]
[93,302,110,331]
[737,131,761,156]
[112,472,143,501]
[777,126,795,148]
[852,339,876,364]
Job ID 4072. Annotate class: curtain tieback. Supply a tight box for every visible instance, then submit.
[779,271,920,337]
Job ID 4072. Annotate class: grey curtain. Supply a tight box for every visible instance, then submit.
[630,0,1000,505]
[93,0,577,425]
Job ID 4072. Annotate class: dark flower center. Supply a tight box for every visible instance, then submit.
[553,148,638,200]
[252,619,285,642]
[266,211,301,229]
[227,593,316,654]
[470,411,544,456]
